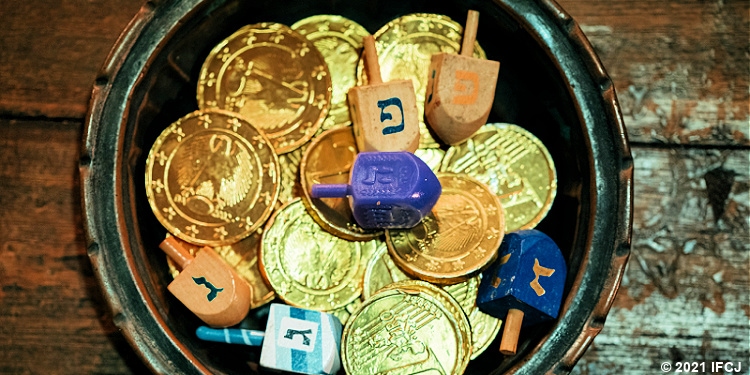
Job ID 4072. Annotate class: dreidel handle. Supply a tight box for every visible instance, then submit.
[196,326,265,346]
[499,308,524,355]
[160,236,195,270]
[460,10,480,56]
[363,35,383,85]
[311,183,352,198]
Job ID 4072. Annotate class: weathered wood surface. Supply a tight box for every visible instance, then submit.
[0,0,747,374]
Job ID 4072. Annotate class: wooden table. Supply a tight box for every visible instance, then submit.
[1,1,747,373]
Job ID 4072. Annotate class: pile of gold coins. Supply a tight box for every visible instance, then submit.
[145,13,557,374]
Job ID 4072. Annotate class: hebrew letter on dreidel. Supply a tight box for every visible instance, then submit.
[378,97,405,135]
[192,276,224,301]
[452,70,479,105]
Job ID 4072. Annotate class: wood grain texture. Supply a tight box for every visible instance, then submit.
[0,0,143,118]
[573,147,750,374]
[558,0,750,146]
[0,119,150,374]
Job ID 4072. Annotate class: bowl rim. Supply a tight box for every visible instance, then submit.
[80,0,634,373]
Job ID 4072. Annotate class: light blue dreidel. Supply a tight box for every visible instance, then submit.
[196,303,343,375]
[477,229,567,355]
[310,151,441,229]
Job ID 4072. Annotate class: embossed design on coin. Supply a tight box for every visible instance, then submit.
[259,199,377,311]
[299,126,383,240]
[440,123,557,231]
[145,109,280,246]
[386,173,505,284]
[276,145,305,208]
[342,280,472,375]
[357,13,487,148]
[197,23,332,153]
[292,15,370,132]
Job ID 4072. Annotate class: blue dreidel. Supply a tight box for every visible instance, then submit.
[196,303,343,375]
[310,151,441,229]
[477,229,567,355]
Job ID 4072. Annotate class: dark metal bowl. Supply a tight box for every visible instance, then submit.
[81,0,633,373]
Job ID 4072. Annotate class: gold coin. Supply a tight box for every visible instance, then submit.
[361,247,500,359]
[299,125,383,241]
[386,173,505,284]
[329,298,363,326]
[165,233,275,310]
[414,147,446,172]
[362,241,411,300]
[292,15,370,133]
[276,145,305,208]
[342,280,472,375]
[440,123,557,231]
[259,198,377,311]
[357,13,487,149]
[145,109,280,246]
[197,23,332,154]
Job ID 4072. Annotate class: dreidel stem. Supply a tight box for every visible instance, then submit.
[363,35,383,84]
[460,10,480,56]
[311,184,352,198]
[196,326,265,346]
[159,236,194,270]
[499,308,524,355]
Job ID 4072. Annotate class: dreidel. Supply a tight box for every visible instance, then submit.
[476,229,567,355]
[310,151,441,229]
[348,35,420,153]
[424,10,500,145]
[159,236,251,327]
[195,303,343,375]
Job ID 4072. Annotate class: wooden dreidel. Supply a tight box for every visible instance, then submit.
[424,10,500,145]
[196,303,344,375]
[310,151,441,229]
[348,35,420,152]
[476,229,567,355]
[159,236,251,327]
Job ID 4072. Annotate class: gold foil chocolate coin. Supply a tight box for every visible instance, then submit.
[197,23,332,153]
[386,173,505,284]
[342,280,472,375]
[165,233,275,310]
[440,123,557,231]
[259,199,377,311]
[357,13,487,149]
[145,109,280,246]
[292,15,370,132]
[299,125,383,240]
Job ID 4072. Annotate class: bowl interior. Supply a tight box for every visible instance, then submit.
[118,0,590,373]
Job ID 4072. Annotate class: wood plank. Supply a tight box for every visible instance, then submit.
[0,119,150,374]
[574,146,750,374]
[0,0,143,118]
[557,0,750,146]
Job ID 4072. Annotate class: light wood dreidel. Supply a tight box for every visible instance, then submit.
[348,35,420,153]
[159,236,252,327]
[476,229,567,355]
[424,10,500,145]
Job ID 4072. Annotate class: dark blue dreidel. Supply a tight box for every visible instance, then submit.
[477,229,567,355]
[195,303,343,375]
[310,151,441,229]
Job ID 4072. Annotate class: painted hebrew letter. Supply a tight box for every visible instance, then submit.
[530,258,555,297]
[377,97,405,135]
[452,70,479,105]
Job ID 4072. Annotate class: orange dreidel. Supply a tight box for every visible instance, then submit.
[348,35,420,153]
[159,236,252,327]
[424,10,500,145]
